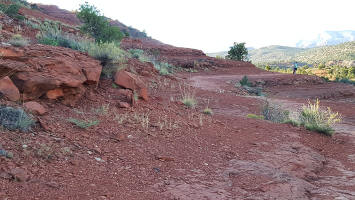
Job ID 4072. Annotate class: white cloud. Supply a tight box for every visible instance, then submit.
[29,0,355,52]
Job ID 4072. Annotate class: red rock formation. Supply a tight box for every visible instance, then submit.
[114,70,148,101]
[0,44,102,106]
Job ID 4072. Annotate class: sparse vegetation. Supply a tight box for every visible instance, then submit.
[180,84,197,108]
[114,113,128,124]
[86,42,127,65]
[239,75,252,87]
[9,34,29,47]
[0,106,34,132]
[247,114,264,120]
[299,99,341,136]
[93,104,110,116]
[262,101,290,123]
[0,3,25,20]
[37,20,84,49]
[67,118,99,129]
[36,21,127,78]
[154,62,175,75]
[36,143,55,160]
[203,107,213,115]
[128,49,150,62]
[133,112,150,130]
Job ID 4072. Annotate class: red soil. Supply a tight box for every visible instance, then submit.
[1,65,354,199]
[0,4,354,199]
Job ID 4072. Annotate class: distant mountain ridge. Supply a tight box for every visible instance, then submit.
[296,30,355,48]
[208,42,355,66]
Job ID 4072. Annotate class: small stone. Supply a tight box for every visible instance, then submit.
[0,172,12,180]
[69,160,78,166]
[118,101,130,108]
[0,149,6,157]
[45,181,60,189]
[6,152,13,159]
[95,157,104,162]
[24,101,47,115]
[22,144,28,149]
[9,167,30,182]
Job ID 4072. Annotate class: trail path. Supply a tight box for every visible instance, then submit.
[189,73,355,135]
[167,70,355,199]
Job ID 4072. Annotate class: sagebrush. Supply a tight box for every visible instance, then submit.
[299,99,341,136]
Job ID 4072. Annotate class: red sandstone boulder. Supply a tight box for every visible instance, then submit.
[114,70,148,101]
[24,101,47,115]
[0,76,20,101]
[0,44,102,106]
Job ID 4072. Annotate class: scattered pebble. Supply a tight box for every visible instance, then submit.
[95,157,105,162]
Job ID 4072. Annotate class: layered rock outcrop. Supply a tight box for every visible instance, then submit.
[0,44,102,106]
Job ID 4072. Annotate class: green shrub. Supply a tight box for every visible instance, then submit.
[262,101,290,123]
[86,42,127,65]
[37,21,85,50]
[182,97,197,108]
[129,49,144,59]
[180,85,197,108]
[203,107,213,115]
[283,119,299,126]
[0,105,34,132]
[67,118,99,129]
[128,49,150,62]
[0,3,25,20]
[226,42,248,61]
[77,2,124,43]
[247,114,264,120]
[154,62,175,75]
[9,34,29,47]
[299,99,341,136]
[240,75,252,86]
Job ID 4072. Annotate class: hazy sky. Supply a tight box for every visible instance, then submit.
[29,0,355,52]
